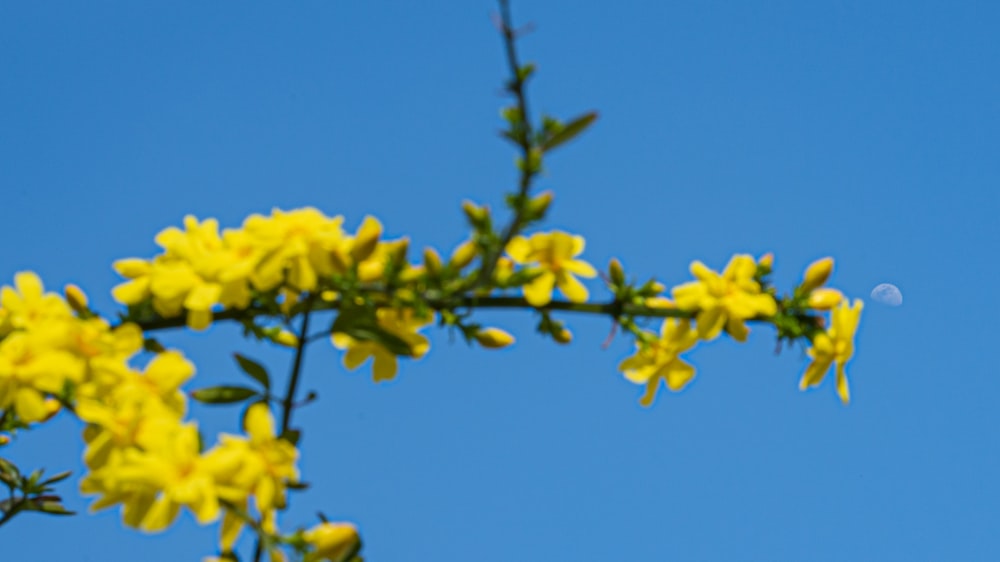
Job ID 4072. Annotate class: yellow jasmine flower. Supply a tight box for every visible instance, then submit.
[210,404,299,514]
[206,403,300,552]
[618,318,699,406]
[800,298,863,404]
[506,231,596,306]
[0,331,86,422]
[332,308,432,382]
[90,422,226,531]
[671,254,777,341]
[0,271,73,332]
[242,207,347,292]
[77,351,195,468]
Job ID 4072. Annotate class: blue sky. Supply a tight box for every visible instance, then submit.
[2,1,998,560]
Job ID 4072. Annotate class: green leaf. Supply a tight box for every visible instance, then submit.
[190,386,259,405]
[234,354,270,391]
[0,457,20,481]
[541,111,598,152]
[517,62,536,82]
[346,325,414,357]
[39,470,72,487]
[37,501,74,516]
[500,106,522,125]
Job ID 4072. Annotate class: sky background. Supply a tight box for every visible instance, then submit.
[2,1,998,560]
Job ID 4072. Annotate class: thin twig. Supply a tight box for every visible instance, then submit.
[280,296,315,435]
[477,0,539,286]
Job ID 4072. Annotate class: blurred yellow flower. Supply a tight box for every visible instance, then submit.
[332,308,431,382]
[671,254,776,341]
[618,319,698,406]
[800,298,863,404]
[506,231,596,306]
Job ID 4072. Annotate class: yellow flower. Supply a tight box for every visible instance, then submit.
[800,298,863,404]
[671,255,777,341]
[303,522,361,562]
[506,231,596,306]
[112,217,227,330]
[209,404,299,513]
[618,319,698,406]
[242,207,347,293]
[83,421,226,531]
[0,330,86,422]
[0,271,73,332]
[332,308,432,382]
[206,403,300,552]
[76,351,195,469]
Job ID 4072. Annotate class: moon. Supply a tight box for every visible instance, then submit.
[871,283,903,306]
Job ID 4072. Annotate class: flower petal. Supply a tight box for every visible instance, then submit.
[557,273,589,303]
[523,273,556,306]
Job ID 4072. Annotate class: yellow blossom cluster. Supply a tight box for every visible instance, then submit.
[79,353,300,544]
[619,255,862,405]
[0,272,301,549]
[112,207,437,383]
[795,258,862,404]
[112,208,397,330]
[0,272,142,422]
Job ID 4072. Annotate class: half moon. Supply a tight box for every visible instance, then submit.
[871,283,903,306]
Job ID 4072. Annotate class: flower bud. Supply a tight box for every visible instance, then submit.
[449,241,478,270]
[0,434,10,446]
[399,266,425,283]
[807,288,844,310]
[350,216,382,263]
[801,258,834,292]
[113,258,151,278]
[388,237,409,264]
[525,190,554,218]
[303,522,361,562]
[757,252,774,271]
[272,329,299,348]
[494,257,514,284]
[64,284,89,313]
[423,248,443,276]
[608,258,625,286]
[462,200,490,230]
[553,327,573,344]
[474,327,516,349]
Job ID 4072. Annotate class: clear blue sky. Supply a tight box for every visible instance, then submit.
[2,1,998,560]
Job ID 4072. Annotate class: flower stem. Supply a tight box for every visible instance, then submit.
[280,297,314,435]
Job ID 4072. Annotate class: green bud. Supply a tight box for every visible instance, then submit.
[608,258,625,286]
